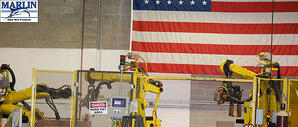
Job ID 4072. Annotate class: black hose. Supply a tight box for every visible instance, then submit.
[139,63,148,76]
[276,64,281,79]
[46,98,60,120]
[223,60,234,78]
[1,64,43,119]
[0,64,16,91]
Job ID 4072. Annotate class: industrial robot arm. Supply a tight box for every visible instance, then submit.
[0,64,72,126]
[0,64,16,91]
[216,52,283,124]
[220,52,281,80]
[81,52,163,127]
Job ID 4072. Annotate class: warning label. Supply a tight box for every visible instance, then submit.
[89,101,107,115]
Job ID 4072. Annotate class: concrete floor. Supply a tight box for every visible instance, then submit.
[146,107,190,127]
[147,108,243,127]
[189,109,243,127]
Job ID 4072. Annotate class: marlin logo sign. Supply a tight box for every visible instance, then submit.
[0,0,38,22]
[5,7,31,19]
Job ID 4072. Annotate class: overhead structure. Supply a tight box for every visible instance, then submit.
[73,52,254,127]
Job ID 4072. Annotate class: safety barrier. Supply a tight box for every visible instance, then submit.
[251,78,298,127]
[31,69,76,127]
[72,70,133,127]
[288,79,298,127]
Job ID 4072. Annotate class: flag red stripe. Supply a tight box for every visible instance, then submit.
[145,63,298,76]
[133,21,298,34]
[132,41,298,55]
[211,1,298,12]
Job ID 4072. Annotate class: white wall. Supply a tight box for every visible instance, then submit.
[0,48,98,90]
[98,49,129,71]
[0,48,132,89]
[146,73,191,108]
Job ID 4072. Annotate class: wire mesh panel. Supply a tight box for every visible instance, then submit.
[190,78,253,127]
[255,78,285,126]
[75,70,133,127]
[288,79,298,127]
[191,80,253,110]
[35,70,74,119]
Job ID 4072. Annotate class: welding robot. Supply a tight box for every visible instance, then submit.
[0,64,72,126]
[82,52,163,127]
[214,52,290,127]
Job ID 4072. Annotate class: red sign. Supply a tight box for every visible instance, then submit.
[91,102,106,108]
[89,101,107,115]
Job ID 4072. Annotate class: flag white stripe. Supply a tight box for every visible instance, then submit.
[132,31,298,45]
[135,52,298,66]
[133,11,298,24]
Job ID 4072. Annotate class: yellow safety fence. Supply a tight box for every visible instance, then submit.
[288,79,298,127]
[28,69,297,127]
[251,78,298,127]
[30,69,76,127]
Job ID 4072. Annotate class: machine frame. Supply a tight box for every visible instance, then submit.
[31,69,76,127]
[71,70,253,127]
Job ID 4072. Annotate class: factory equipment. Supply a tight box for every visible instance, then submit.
[108,96,129,119]
[108,96,130,127]
[70,52,297,127]
[214,81,244,117]
[214,52,297,127]
[0,64,72,127]
[76,52,163,127]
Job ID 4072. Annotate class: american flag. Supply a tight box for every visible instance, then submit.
[130,0,298,76]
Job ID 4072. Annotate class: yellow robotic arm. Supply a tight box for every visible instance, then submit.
[220,52,281,79]
[84,71,132,83]
[220,60,257,80]
[0,64,72,126]
[217,53,284,127]
[83,71,163,127]
[82,52,163,127]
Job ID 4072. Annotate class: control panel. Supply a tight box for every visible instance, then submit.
[108,96,129,119]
